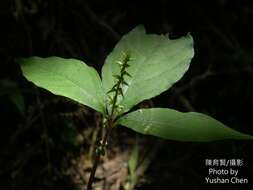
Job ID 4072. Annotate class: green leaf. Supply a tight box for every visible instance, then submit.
[102,26,194,113]
[18,56,105,113]
[118,108,253,142]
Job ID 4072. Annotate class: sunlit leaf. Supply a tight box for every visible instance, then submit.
[118,108,253,142]
[18,56,105,113]
[102,26,194,113]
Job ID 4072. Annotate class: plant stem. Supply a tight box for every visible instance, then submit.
[87,55,128,189]
[86,121,113,190]
[87,89,118,190]
[86,151,100,190]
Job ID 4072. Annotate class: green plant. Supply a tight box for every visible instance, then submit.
[18,26,253,189]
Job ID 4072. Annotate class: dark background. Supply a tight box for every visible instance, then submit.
[0,0,253,190]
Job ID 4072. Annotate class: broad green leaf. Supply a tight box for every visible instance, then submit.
[18,56,105,113]
[118,108,253,142]
[102,26,194,113]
